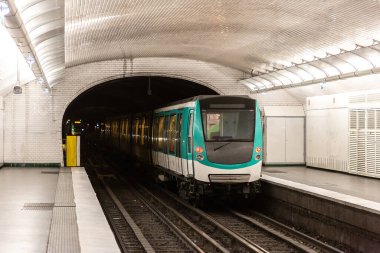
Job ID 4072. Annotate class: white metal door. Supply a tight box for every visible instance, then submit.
[285,118,305,163]
[265,117,286,163]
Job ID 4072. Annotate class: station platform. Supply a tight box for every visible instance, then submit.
[0,166,120,253]
[262,166,380,213]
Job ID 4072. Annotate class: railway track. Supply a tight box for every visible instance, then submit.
[87,154,344,253]
[143,180,345,253]
[88,173,145,252]
[87,166,197,252]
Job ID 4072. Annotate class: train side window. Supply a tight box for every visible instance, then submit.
[138,118,143,145]
[157,116,164,151]
[145,117,150,146]
[120,120,124,138]
[188,111,194,154]
[163,115,170,154]
[134,118,139,144]
[141,117,146,145]
[176,113,182,157]
[152,117,158,151]
[125,119,128,138]
[151,117,155,150]
[169,114,176,154]
[125,119,129,142]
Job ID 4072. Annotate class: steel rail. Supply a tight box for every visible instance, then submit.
[238,210,345,253]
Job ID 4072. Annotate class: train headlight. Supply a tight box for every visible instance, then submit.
[195,147,203,153]
[196,154,204,161]
[255,155,261,160]
[255,147,262,153]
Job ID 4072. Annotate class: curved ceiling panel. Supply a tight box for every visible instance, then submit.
[13,0,64,87]
[65,0,380,76]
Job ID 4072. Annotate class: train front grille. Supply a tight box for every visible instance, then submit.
[208,174,250,184]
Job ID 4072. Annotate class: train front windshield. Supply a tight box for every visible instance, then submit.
[199,97,256,165]
[202,110,254,142]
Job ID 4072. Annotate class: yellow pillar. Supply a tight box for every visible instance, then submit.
[66,136,77,166]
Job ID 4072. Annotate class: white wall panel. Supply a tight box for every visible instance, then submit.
[264,116,305,165]
[306,94,349,172]
[265,117,286,163]
[285,118,305,163]
[0,99,4,164]
[264,105,305,165]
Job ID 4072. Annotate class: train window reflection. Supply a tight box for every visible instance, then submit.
[169,115,176,153]
[202,110,254,141]
[157,116,165,150]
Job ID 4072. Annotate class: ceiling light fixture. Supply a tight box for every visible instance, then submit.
[37,77,44,84]
[13,50,22,94]
[242,38,380,92]
[0,1,10,17]
[25,53,35,67]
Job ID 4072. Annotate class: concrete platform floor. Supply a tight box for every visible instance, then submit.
[0,167,120,253]
[0,167,59,253]
[262,166,380,203]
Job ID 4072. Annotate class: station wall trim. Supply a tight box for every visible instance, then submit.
[4,163,61,168]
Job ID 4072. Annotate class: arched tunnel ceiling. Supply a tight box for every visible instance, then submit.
[5,0,380,92]
[65,0,380,73]
[64,76,218,121]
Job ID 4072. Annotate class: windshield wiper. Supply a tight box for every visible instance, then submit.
[214,142,231,151]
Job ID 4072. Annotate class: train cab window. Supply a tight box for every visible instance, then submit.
[157,116,165,150]
[203,113,220,139]
[169,114,176,154]
[202,110,254,141]
[176,114,182,157]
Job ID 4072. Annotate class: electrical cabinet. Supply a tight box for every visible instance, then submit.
[263,106,305,165]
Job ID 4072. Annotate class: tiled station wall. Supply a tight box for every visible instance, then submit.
[0,97,4,164]
[8,57,369,166]
[4,58,274,165]
[3,81,61,164]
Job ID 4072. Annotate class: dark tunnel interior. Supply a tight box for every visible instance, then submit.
[62,76,218,137]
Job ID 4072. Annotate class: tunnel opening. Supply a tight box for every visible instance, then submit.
[62,76,218,166]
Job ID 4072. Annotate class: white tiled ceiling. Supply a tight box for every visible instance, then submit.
[6,0,380,91]
[12,0,64,87]
[65,0,380,72]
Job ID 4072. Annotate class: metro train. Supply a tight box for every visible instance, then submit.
[99,95,263,201]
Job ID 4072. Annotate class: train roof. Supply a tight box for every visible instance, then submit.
[165,95,251,107]
[154,95,254,113]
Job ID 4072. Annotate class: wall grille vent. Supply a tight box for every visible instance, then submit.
[23,203,54,211]
[349,106,380,178]
[349,94,366,104]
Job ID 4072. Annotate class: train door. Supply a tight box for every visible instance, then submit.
[164,115,170,170]
[157,116,165,168]
[175,113,183,175]
[167,114,176,173]
[151,117,158,165]
[186,110,194,176]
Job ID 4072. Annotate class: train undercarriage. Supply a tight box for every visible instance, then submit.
[153,166,261,206]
